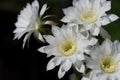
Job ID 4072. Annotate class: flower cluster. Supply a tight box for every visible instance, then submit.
[13,0,120,80]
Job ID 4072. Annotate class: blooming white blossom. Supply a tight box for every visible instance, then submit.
[38,24,97,79]
[61,0,119,37]
[86,39,120,80]
[13,0,53,48]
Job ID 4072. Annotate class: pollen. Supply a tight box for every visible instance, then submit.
[80,10,98,24]
[100,56,117,74]
[59,40,77,56]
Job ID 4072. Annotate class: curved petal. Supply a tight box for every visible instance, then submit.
[89,38,98,46]
[100,17,110,26]
[40,4,47,17]
[100,38,112,55]
[32,0,39,10]
[99,1,111,16]
[91,27,100,36]
[108,14,119,22]
[43,35,55,44]
[33,31,45,42]
[74,61,85,73]
[100,27,111,39]
[51,25,61,38]
[58,65,66,79]
[47,58,56,71]
[23,31,32,48]
[58,59,72,79]
[47,57,63,71]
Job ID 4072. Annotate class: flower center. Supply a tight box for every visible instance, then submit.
[80,11,98,24]
[59,40,77,56]
[100,56,117,74]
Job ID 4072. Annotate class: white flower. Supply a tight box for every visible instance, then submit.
[38,24,97,79]
[13,0,52,48]
[86,39,120,80]
[61,0,119,37]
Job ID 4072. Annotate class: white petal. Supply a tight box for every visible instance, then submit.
[61,16,71,23]
[73,0,90,11]
[43,35,55,44]
[113,40,120,53]
[15,21,28,28]
[115,54,120,62]
[54,57,63,66]
[62,59,72,72]
[77,53,85,61]
[100,17,110,26]
[108,14,119,22]
[38,33,45,42]
[13,28,25,33]
[61,7,79,23]
[40,4,47,17]
[58,59,72,79]
[61,25,74,39]
[33,31,45,42]
[89,72,99,80]
[100,27,111,39]
[80,31,89,38]
[70,55,77,63]
[100,1,111,15]
[102,1,111,11]
[92,27,100,36]
[72,0,79,7]
[101,38,112,55]
[58,66,66,79]
[85,56,98,69]
[22,32,32,48]
[14,30,27,39]
[51,25,61,37]
[62,7,77,17]
[74,61,85,73]
[81,77,89,80]
[47,58,56,71]
[89,38,98,46]
[17,17,30,27]
[47,57,63,70]
[98,75,107,80]
[38,46,46,53]
[42,15,55,20]
[81,72,99,80]
[92,0,100,11]
[100,0,106,3]
[38,46,53,56]
[84,24,92,31]
[44,20,58,25]
[99,1,111,16]
[32,0,39,9]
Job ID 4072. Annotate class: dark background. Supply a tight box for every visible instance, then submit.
[0,0,120,80]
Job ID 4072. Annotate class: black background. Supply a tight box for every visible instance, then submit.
[0,0,120,80]
[0,0,73,80]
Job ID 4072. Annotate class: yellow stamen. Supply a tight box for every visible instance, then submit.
[80,11,98,24]
[100,56,117,74]
[59,40,77,56]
